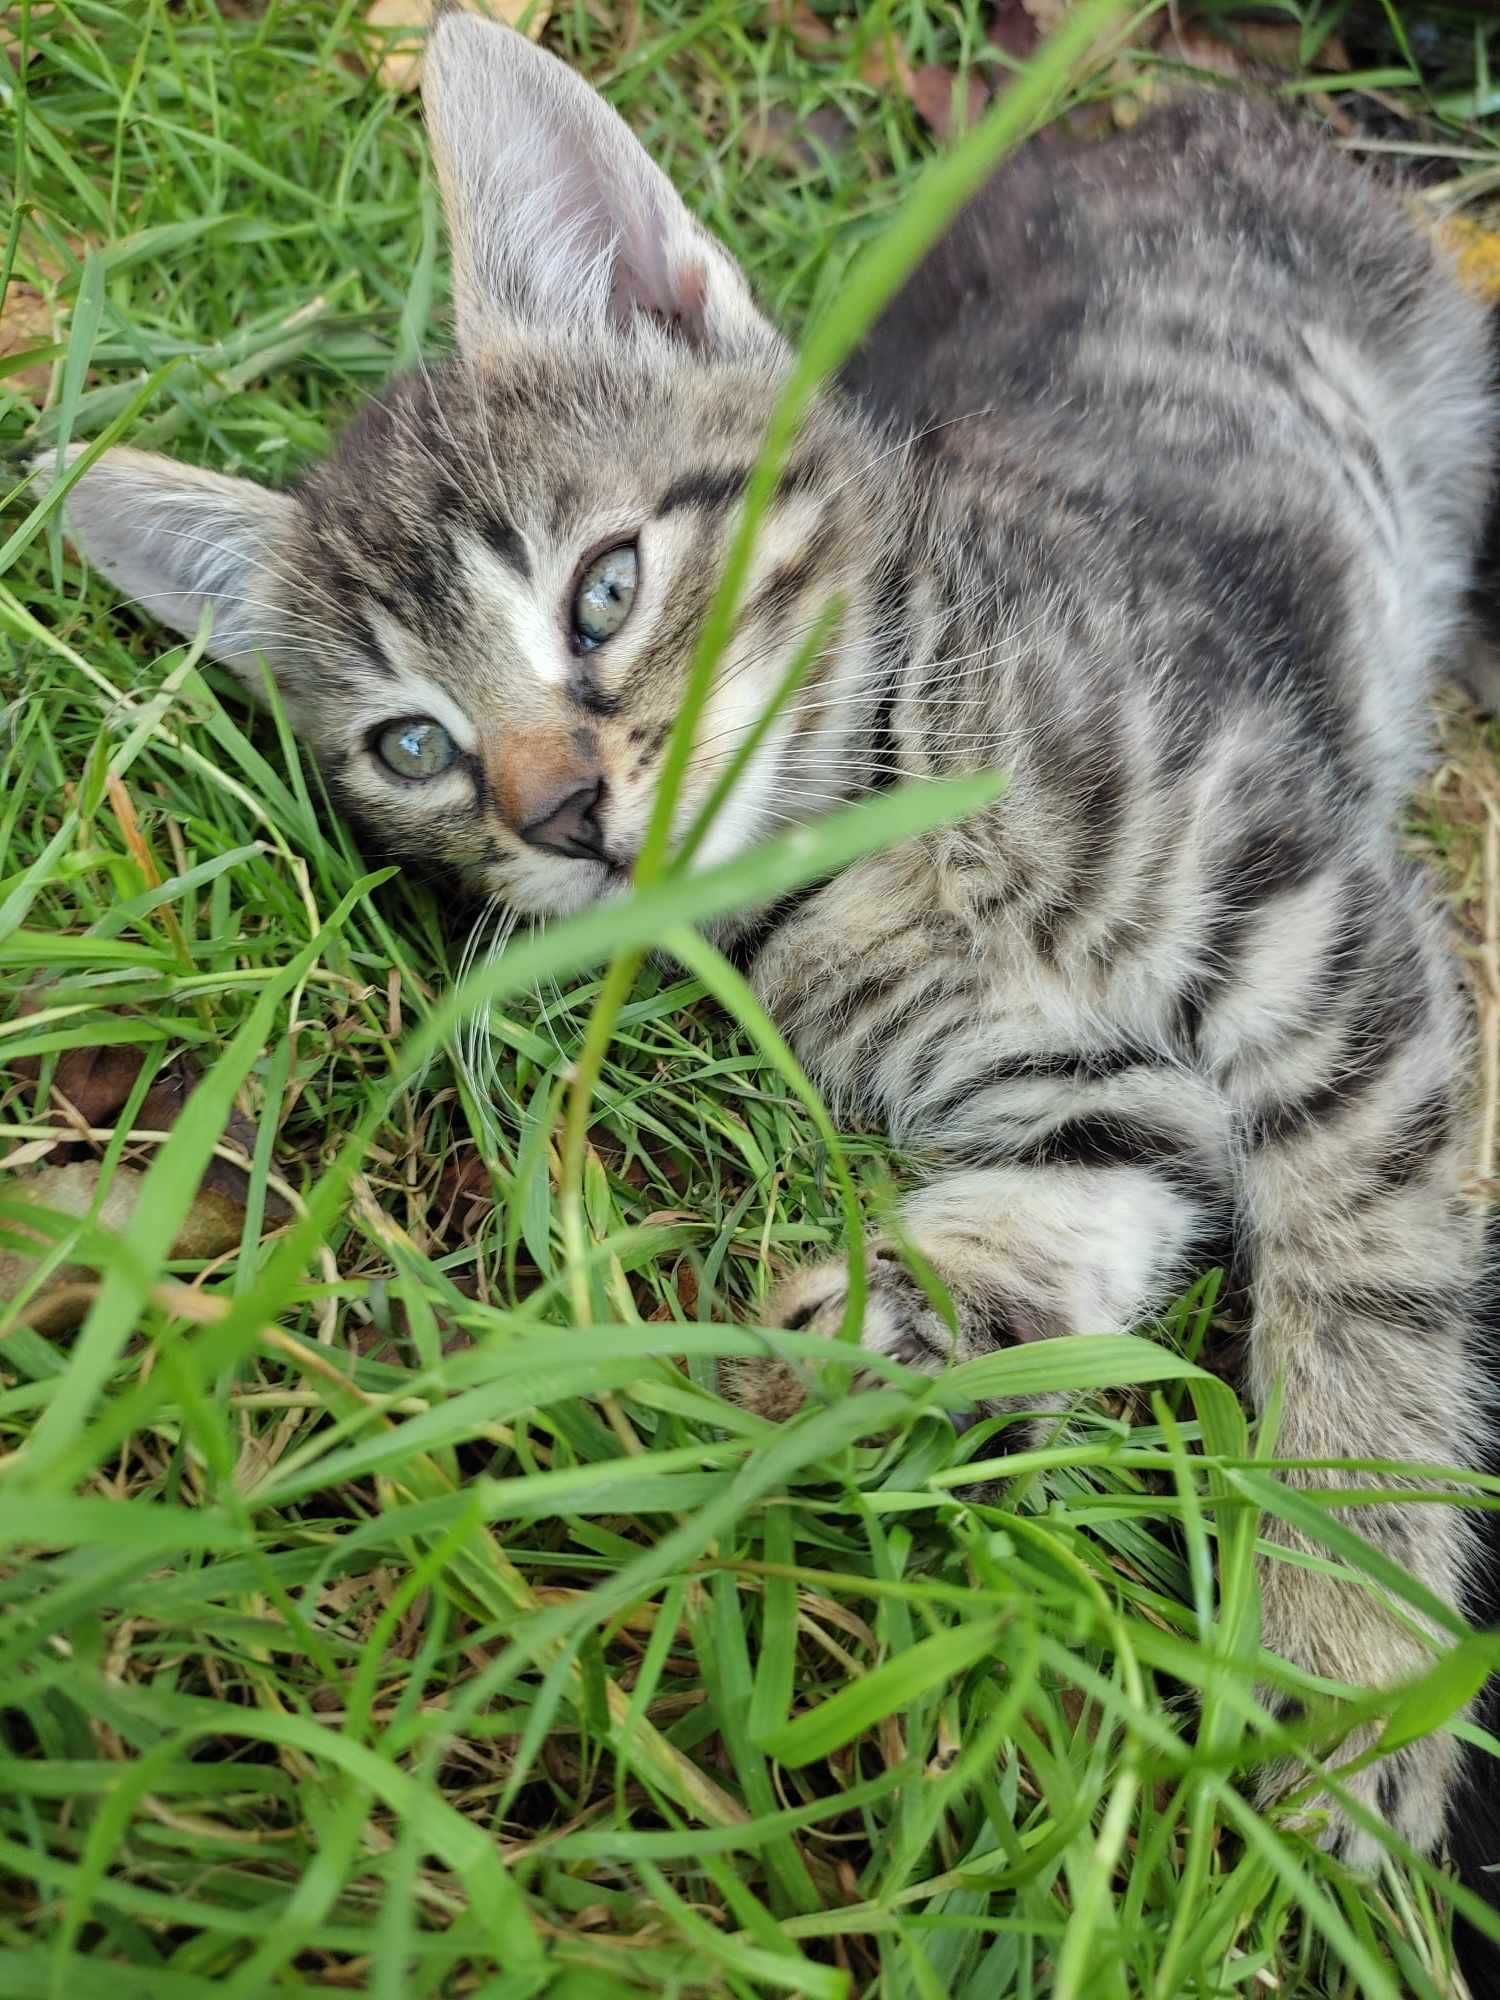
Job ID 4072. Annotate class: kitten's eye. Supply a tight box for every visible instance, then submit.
[376,717,458,780]
[572,543,638,650]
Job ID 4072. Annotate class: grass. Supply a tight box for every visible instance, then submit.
[4,0,1500,1993]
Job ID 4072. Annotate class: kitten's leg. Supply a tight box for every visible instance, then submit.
[749,1154,1220,1415]
[1226,899,1484,1866]
[736,1020,1235,1425]
[734,883,1233,1413]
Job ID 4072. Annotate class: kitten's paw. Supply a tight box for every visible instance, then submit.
[722,1254,956,1421]
[775,1252,959,1370]
[1256,1722,1459,1869]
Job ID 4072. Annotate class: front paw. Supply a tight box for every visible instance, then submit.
[721,1253,958,1421]
[776,1252,961,1370]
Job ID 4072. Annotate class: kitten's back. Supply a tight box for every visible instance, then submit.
[842,94,1496,794]
[843,94,1480,474]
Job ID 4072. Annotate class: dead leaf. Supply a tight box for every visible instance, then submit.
[435,1146,494,1231]
[1017,0,1142,65]
[906,64,990,143]
[0,1163,244,1336]
[647,1258,696,1320]
[1439,216,1500,307]
[1032,0,1136,55]
[0,229,94,402]
[1163,22,1349,83]
[861,34,989,147]
[1231,22,1348,71]
[1017,0,1064,31]
[0,4,56,69]
[49,1042,145,1128]
[990,0,1039,66]
[362,0,551,94]
[0,280,55,400]
[7,987,290,1220]
[859,37,913,95]
[740,102,852,173]
[771,0,835,54]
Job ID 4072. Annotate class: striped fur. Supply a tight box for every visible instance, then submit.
[51,18,1498,1868]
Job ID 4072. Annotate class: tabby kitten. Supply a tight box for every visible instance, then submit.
[48,13,1498,1865]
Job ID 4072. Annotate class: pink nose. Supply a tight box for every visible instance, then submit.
[519,776,608,860]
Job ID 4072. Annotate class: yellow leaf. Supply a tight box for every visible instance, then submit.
[363,0,552,94]
[1438,215,1500,307]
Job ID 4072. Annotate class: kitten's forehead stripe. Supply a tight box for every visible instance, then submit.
[477,509,530,578]
[653,456,834,520]
[575,684,622,718]
[656,466,749,517]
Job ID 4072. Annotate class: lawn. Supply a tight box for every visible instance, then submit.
[4,2,1500,1994]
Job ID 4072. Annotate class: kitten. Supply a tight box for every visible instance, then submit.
[44,12,1498,1870]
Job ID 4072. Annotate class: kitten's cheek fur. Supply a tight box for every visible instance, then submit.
[480,854,622,918]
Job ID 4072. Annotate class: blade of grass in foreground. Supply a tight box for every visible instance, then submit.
[634,0,1138,891]
[560,0,1130,1367]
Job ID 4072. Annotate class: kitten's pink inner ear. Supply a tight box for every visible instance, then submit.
[673,260,710,344]
[618,255,710,346]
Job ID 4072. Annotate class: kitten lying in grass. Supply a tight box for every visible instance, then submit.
[44,8,1500,1875]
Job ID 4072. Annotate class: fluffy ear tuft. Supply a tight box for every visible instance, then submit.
[42,446,301,687]
[423,13,779,359]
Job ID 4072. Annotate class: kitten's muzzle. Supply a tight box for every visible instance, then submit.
[519,774,611,863]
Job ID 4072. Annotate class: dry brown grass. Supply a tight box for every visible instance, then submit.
[1417,694,1500,1199]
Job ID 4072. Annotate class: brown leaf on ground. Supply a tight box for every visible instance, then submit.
[1017,0,1147,65]
[362,0,551,93]
[6,989,290,1221]
[990,0,1040,66]
[1,230,95,403]
[0,1162,245,1336]
[859,37,989,143]
[0,280,56,400]
[1227,22,1348,71]
[741,103,853,173]
[438,1148,492,1210]
[48,1041,144,1129]
[0,4,56,68]
[646,1258,697,1320]
[906,64,990,143]
[858,30,911,94]
[771,0,835,54]
[1161,21,1349,83]
[433,1145,496,1241]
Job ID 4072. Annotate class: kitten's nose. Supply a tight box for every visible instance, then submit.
[519,775,609,861]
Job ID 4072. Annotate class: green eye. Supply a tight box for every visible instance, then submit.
[376,717,458,780]
[572,543,638,650]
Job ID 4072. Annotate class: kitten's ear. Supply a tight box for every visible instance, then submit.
[42,446,301,689]
[424,11,779,358]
